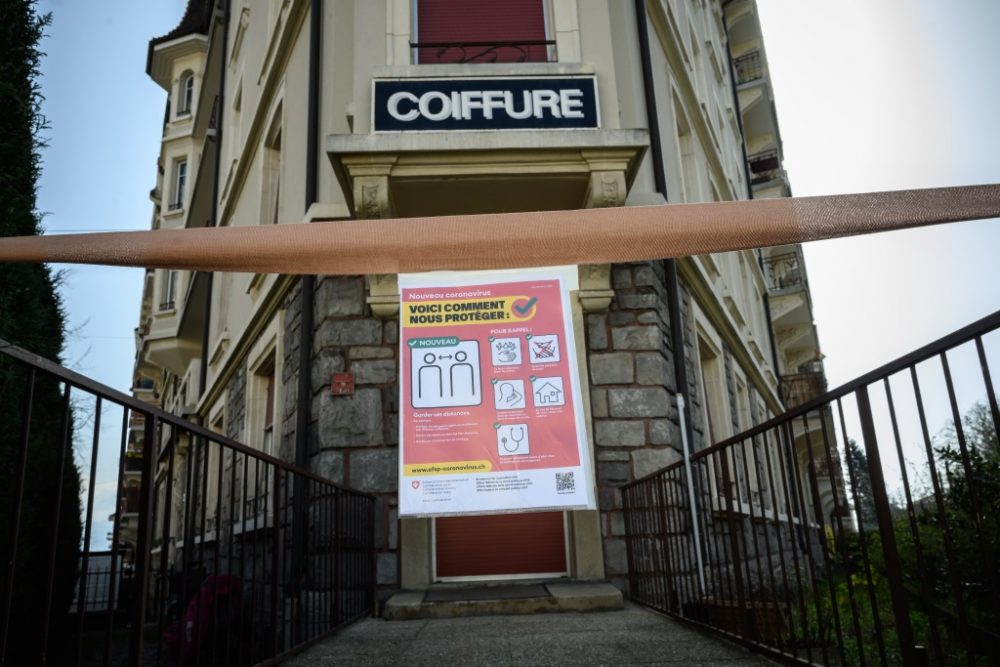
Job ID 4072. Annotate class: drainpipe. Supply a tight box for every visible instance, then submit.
[634,0,705,594]
[721,0,782,382]
[200,0,231,398]
[292,0,322,640]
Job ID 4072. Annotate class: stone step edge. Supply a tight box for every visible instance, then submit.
[384,583,624,621]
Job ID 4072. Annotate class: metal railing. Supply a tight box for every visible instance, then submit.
[623,310,1000,666]
[763,251,804,291]
[734,50,763,85]
[780,372,827,409]
[748,149,781,185]
[0,339,376,666]
[411,40,555,64]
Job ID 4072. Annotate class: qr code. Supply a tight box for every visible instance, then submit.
[555,471,575,492]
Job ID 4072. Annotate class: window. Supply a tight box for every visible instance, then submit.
[414,0,552,64]
[245,353,276,519]
[170,160,187,211]
[177,71,194,116]
[159,270,177,311]
[260,106,282,225]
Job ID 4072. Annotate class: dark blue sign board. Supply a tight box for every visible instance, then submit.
[373,76,599,132]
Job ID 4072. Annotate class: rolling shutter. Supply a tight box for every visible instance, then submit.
[435,511,567,579]
[416,0,550,64]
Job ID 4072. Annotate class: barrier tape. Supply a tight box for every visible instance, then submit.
[0,184,997,275]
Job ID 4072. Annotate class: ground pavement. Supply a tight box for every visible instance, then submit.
[283,602,776,666]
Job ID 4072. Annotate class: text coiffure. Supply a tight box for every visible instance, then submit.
[373,76,599,132]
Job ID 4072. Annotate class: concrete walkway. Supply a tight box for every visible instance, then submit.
[284,603,776,666]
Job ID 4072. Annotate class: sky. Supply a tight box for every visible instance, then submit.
[27,0,1000,545]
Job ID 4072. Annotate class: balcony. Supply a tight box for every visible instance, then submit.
[733,50,762,85]
[747,148,781,185]
[779,370,826,408]
[762,251,803,292]
[411,39,555,64]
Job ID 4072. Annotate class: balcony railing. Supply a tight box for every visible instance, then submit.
[0,339,376,665]
[411,39,555,64]
[747,149,781,185]
[734,50,763,85]
[762,251,803,291]
[780,371,826,409]
[623,309,1000,666]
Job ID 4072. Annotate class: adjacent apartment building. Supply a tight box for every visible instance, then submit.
[127,0,837,595]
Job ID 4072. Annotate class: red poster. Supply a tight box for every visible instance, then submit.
[398,269,594,516]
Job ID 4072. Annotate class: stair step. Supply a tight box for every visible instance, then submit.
[384,582,623,620]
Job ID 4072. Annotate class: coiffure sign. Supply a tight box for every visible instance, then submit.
[372,76,599,132]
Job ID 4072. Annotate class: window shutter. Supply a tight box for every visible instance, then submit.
[416,0,549,64]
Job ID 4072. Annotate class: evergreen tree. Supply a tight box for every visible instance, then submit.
[845,438,877,531]
[0,0,82,662]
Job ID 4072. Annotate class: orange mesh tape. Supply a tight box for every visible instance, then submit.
[1,185,997,275]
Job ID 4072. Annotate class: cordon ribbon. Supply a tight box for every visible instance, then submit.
[0,184,997,275]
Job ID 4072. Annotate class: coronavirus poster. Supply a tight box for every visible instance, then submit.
[398,269,595,517]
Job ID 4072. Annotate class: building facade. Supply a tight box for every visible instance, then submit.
[132,0,835,596]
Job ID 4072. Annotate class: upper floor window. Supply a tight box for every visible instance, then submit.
[170,159,187,211]
[413,0,553,64]
[177,71,194,116]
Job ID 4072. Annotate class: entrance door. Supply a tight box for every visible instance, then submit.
[434,511,567,580]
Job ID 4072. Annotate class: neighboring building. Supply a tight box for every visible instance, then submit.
[133,0,836,596]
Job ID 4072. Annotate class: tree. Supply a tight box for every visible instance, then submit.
[845,438,878,531]
[0,1,82,662]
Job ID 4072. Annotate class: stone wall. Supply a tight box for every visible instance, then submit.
[307,275,399,593]
[586,261,703,592]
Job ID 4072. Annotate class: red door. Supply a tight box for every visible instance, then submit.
[435,511,567,578]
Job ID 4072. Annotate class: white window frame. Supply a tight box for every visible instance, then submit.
[170,159,188,211]
[177,71,195,117]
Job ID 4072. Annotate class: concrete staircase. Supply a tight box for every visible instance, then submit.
[384,581,624,620]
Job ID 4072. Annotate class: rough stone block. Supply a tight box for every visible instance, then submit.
[632,264,659,288]
[650,419,680,446]
[315,319,383,349]
[589,352,634,385]
[590,389,608,418]
[616,293,659,310]
[349,448,398,493]
[388,508,398,550]
[608,311,635,326]
[597,451,630,462]
[610,511,626,536]
[316,388,383,448]
[635,352,671,387]
[384,320,399,344]
[612,266,631,289]
[636,311,661,325]
[315,276,365,316]
[377,551,398,585]
[597,461,630,486]
[352,359,397,385]
[608,387,670,418]
[611,326,661,350]
[599,486,620,511]
[311,449,345,484]
[603,538,628,575]
[631,447,682,479]
[350,346,395,360]
[312,349,346,395]
[594,420,646,447]
[587,313,608,350]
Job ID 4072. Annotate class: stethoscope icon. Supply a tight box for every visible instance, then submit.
[501,426,526,453]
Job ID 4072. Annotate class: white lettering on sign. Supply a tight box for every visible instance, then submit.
[386,88,586,123]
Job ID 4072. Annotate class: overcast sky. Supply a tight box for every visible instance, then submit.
[30,1,999,543]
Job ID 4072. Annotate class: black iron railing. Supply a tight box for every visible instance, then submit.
[0,339,376,666]
[762,251,803,291]
[411,39,554,64]
[623,310,1000,666]
[734,50,763,85]
[780,372,826,409]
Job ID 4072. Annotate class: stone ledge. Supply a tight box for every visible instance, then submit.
[384,581,623,620]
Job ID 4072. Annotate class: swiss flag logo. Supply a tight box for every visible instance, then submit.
[411,480,420,489]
